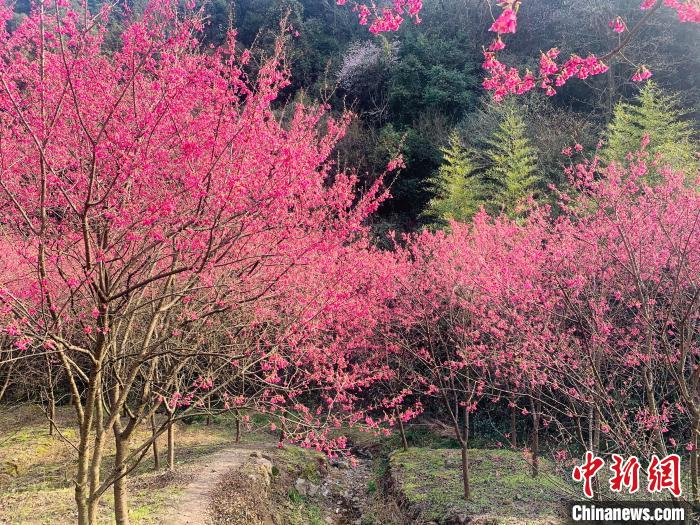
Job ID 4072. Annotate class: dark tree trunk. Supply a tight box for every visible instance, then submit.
[396,408,408,451]
[691,416,699,503]
[151,414,160,470]
[461,404,470,500]
[510,395,517,448]
[530,397,541,478]
[167,415,175,471]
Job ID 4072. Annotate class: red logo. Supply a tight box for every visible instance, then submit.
[572,451,605,498]
[572,453,682,498]
[647,454,682,497]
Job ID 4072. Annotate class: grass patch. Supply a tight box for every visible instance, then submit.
[284,500,327,525]
[389,447,572,522]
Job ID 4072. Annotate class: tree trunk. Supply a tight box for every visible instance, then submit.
[47,392,56,436]
[206,395,211,426]
[76,374,100,525]
[396,408,409,451]
[461,405,470,500]
[113,431,130,525]
[75,467,90,525]
[0,361,13,403]
[75,429,93,525]
[151,414,160,470]
[593,407,601,499]
[691,416,699,503]
[531,401,539,478]
[167,415,175,471]
[45,354,55,435]
[76,497,90,525]
[510,396,517,448]
[87,403,105,525]
[235,414,241,443]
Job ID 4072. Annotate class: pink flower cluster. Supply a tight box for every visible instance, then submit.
[656,0,700,23]
[480,0,699,100]
[489,7,517,34]
[609,16,627,33]
[337,0,422,33]
[632,65,653,82]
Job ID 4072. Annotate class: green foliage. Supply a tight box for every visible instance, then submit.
[426,107,540,225]
[287,487,303,503]
[423,131,482,225]
[482,107,539,218]
[387,32,478,125]
[604,82,698,177]
[275,445,326,482]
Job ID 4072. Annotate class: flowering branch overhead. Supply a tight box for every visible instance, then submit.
[338,0,700,100]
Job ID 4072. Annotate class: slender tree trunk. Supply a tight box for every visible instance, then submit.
[461,404,470,500]
[642,335,667,456]
[590,346,603,500]
[167,414,175,471]
[151,414,160,470]
[47,392,56,436]
[510,395,517,448]
[113,432,130,525]
[0,361,13,403]
[691,416,699,503]
[76,420,99,525]
[206,396,211,426]
[75,359,103,525]
[75,450,91,525]
[587,404,602,501]
[87,386,105,525]
[530,397,540,478]
[235,414,241,443]
[45,354,55,435]
[395,408,408,451]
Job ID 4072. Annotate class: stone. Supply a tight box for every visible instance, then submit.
[330,457,350,469]
[294,478,307,496]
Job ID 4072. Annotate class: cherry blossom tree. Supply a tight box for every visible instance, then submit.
[387,144,698,499]
[0,0,391,522]
[547,151,700,498]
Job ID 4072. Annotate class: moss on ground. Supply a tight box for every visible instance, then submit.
[274,444,327,482]
[272,445,330,524]
[389,447,573,523]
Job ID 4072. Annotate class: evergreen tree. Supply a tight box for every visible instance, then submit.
[604,82,698,177]
[423,131,482,225]
[482,108,539,218]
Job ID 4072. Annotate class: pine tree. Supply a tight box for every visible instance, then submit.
[482,107,539,218]
[604,82,698,177]
[423,131,482,225]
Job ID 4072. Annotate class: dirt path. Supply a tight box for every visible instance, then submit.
[161,443,273,525]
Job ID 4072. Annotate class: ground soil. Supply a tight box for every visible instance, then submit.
[159,443,276,525]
